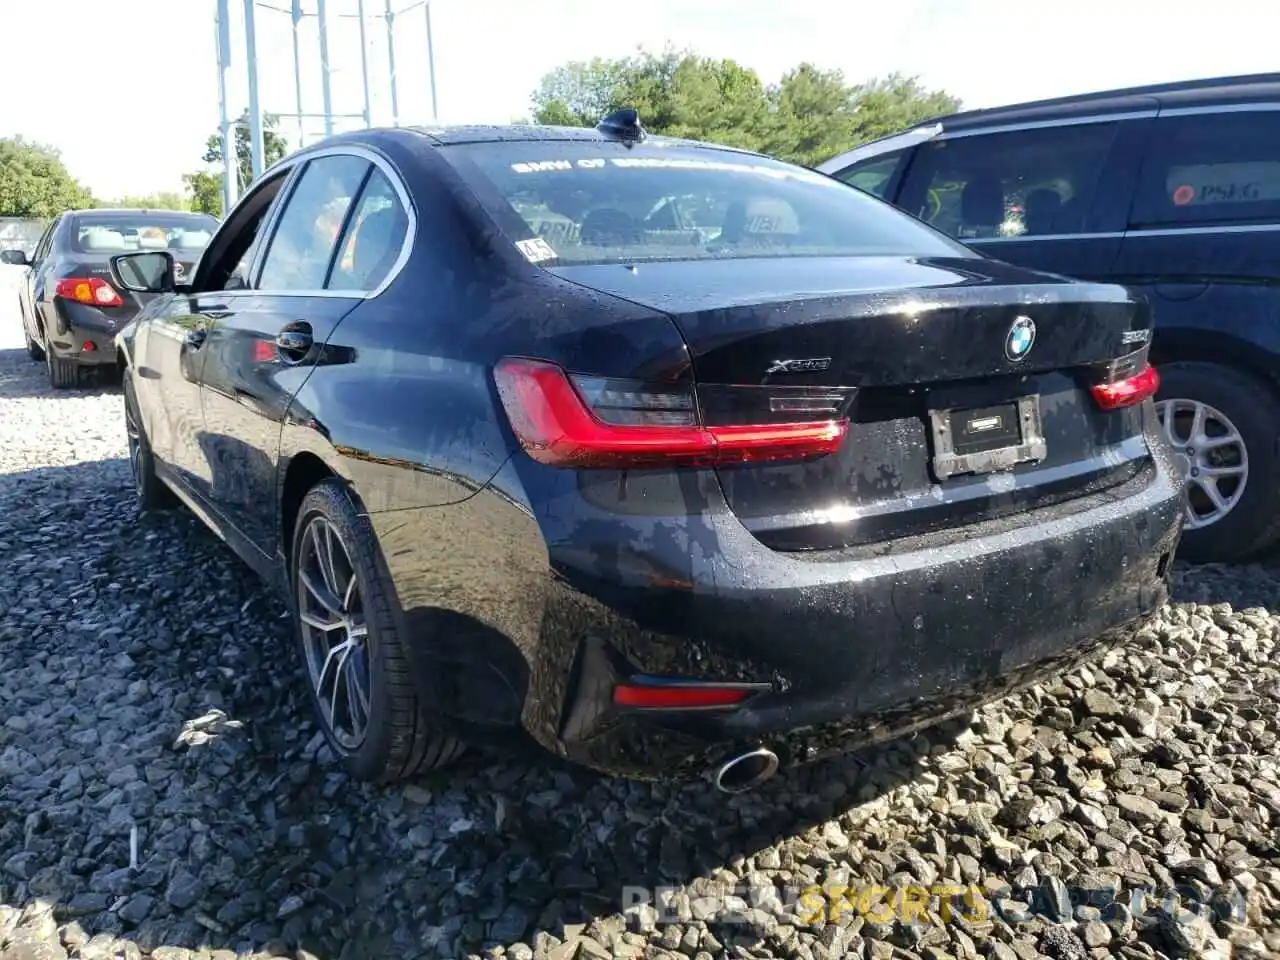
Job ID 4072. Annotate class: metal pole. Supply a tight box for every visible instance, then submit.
[244,0,265,183]
[291,0,305,149]
[215,0,237,213]
[357,0,372,128]
[424,0,438,122]
[317,0,334,136]
[384,0,399,126]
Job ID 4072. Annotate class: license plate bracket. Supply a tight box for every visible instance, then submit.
[928,395,1047,480]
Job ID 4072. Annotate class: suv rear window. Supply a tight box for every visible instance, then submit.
[442,140,973,265]
[1131,111,1280,227]
[899,122,1120,239]
[71,214,219,255]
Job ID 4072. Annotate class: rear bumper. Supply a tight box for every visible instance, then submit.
[47,299,128,364]
[373,418,1185,782]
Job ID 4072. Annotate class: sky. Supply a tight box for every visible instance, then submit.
[1,0,1278,200]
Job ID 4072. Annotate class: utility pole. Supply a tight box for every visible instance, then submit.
[244,0,265,183]
[215,0,237,213]
[424,1,438,121]
[318,0,334,136]
[384,0,399,126]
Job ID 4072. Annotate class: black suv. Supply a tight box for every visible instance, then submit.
[819,72,1280,564]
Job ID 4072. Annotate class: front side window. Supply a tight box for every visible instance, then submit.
[258,155,371,291]
[70,213,219,255]
[901,122,1120,239]
[834,150,908,199]
[442,140,974,266]
[329,168,409,291]
[1130,111,1280,227]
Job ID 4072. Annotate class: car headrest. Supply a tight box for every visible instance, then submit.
[960,175,1005,232]
[81,230,125,251]
[1023,188,1063,235]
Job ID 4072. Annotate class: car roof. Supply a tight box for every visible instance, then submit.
[66,208,216,218]
[817,72,1280,174]
[926,71,1280,133]
[403,122,760,155]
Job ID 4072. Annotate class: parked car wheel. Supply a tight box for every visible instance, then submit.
[290,478,465,782]
[1154,361,1280,563]
[123,377,174,512]
[46,350,78,389]
[24,324,44,362]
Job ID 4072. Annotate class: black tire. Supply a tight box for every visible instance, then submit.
[123,376,174,511]
[1154,361,1280,563]
[289,477,465,782]
[23,313,43,362]
[46,349,79,389]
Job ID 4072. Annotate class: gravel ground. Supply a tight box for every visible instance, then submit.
[1,304,1279,960]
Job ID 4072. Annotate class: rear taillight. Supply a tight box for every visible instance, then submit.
[493,357,850,469]
[55,277,123,308]
[1090,364,1160,411]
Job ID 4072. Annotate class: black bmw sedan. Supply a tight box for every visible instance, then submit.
[109,111,1184,792]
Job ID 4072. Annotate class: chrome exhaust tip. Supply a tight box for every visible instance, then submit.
[712,747,780,793]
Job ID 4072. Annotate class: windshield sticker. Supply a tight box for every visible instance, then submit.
[1167,162,1280,206]
[509,156,825,183]
[515,237,558,263]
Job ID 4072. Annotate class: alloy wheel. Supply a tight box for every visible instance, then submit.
[1155,398,1249,530]
[296,515,372,751]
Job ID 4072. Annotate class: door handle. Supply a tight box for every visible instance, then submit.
[276,323,313,363]
[185,330,207,349]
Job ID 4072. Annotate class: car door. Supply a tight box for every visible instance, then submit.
[198,150,398,560]
[23,217,60,345]
[893,119,1130,282]
[141,167,296,500]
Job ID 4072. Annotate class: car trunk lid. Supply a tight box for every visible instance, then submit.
[549,255,1158,551]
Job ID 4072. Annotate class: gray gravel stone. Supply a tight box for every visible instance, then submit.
[0,329,1279,960]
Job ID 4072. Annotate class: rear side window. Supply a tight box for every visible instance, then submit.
[441,140,974,266]
[329,168,409,291]
[1130,111,1280,227]
[900,122,1120,239]
[833,149,909,199]
[258,154,370,291]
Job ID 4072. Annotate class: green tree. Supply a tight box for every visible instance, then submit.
[0,137,93,218]
[528,50,960,166]
[183,171,224,216]
[183,111,290,217]
[99,191,190,211]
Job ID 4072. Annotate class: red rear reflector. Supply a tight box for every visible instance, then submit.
[253,340,275,363]
[81,341,95,352]
[493,357,848,468]
[612,683,754,709]
[55,277,123,308]
[1090,365,1160,410]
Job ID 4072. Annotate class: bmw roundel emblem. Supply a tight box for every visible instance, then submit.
[1005,316,1036,362]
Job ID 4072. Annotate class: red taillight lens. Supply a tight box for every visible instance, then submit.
[55,277,124,308]
[612,679,763,709]
[1090,364,1160,411]
[493,357,849,468]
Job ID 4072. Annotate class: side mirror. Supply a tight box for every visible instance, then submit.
[110,251,176,294]
[0,249,29,266]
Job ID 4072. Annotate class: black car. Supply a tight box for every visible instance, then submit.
[818,72,1280,564]
[108,112,1183,792]
[3,208,218,388]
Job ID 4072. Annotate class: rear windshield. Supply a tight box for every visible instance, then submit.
[443,140,974,265]
[71,214,219,256]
